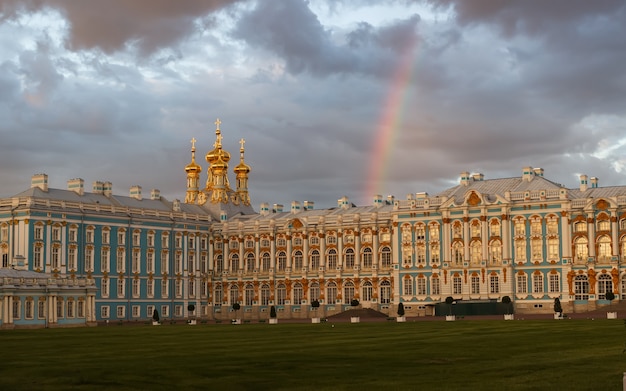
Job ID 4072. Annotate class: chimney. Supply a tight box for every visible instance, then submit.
[220,210,228,222]
[533,167,544,177]
[386,195,395,205]
[291,201,301,214]
[460,171,470,186]
[338,196,350,209]
[373,195,383,208]
[150,189,161,200]
[130,185,142,200]
[67,178,84,195]
[31,174,48,192]
[580,174,588,192]
[92,181,104,194]
[590,177,598,188]
[173,199,181,212]
[273,204,283,213]
[303,201,315,210]
[103,181,113,197]
[260,202,270,216]
[472,173,484,181]
[522,166,534,182]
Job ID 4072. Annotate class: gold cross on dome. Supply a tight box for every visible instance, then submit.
[239,138,245,150]
[215,118,221,131]
[191,137,197,150]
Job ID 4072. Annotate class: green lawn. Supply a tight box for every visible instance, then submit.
[1,319,625,390]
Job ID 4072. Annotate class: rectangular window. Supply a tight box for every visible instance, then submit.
[86,230,93,243]
[25,300,34,319]
[133,232,140,246]
[51,247,60,269]
[161,279,169,298]
[77,301,85,318]
[56,299,64,318]
[38,300,45,319]
[175,305,183,317]
[489,276,500,294]
[471,276,480,294]
[101,306,110,319]
[175,280,183,297]
[147,252,154,274]
[67,247,76,271]
[161,305,169,318]
[147,305,154,319]
[85,248,93,272]
[67,301,74,318]
[161,252,169,273]
[34,245,42,270]
[132,305,140,318]
[118,232,125,245]
[35,226,43,240]
[453,276,462,295]
[69,228,77,242]
[431,277,440,296]
[102,278,110,297]
[117,278,125,298]
[147,234,154,247]
[517,274,528,294]
[117,249,125,272]
[533,274,544,294]
[13,300,20,319]
[52,227,60,241]
[117,306,125,319]
[549,274,560,293]
[403,278,413,295]
[132,279,140,298]
[417,278,426,295]
[101,248,110,272]
[147,279,154,297]
[102,230,110,244]
[132,251,141,273]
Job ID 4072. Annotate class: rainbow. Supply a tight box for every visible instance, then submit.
[364,42,418,203]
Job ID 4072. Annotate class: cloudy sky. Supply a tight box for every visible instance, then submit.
[1,0,625,209]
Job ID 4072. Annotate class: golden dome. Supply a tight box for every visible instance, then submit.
[185,138,202,173]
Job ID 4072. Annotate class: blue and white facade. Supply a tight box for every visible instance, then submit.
[2,121,626,324]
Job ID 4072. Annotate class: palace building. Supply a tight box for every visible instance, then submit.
[1,120,626,327]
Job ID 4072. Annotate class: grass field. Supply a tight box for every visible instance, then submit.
[1,319,625,390]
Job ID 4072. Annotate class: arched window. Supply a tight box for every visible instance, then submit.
[344,248,355,269]
[453,275,462,295]
[293,282,303,304]
[215,255,223,273]
[230,254,239,272]
[276,283,286,305]
[417,275,426,295]
[431,275,440,296]
[246,253,255,272]
[293,250,303,270]
[343,281,355,304]
[489,240,501,265]
[380,247,392,268]
[277,251,287,271]
[597,235,612,262]
[575,237,588,263]
[574,275,589,300]
[380,280,391,304]
[260,284,270,306]
[362,281,373,301]
[517,273,528,294]
[310,250,320,270]
[362,247,372,269]
[229,284,239,305]
[261,252,270,271]
[244,283,254,306]
[489,274,500,294]
[214,284,223,305]
[453,241,463,265]
[327,249,337,269]
[309,282,320,302]
[326,281,337,303]
[597,274,613,300]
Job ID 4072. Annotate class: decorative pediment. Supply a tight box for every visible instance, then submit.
[466,191,482,206]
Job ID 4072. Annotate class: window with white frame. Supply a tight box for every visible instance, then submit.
[417,275,426,295]
[245,284,254,305]
[118,230,126,245]
[532,273,544,294]
[51,246,60,269]
[380,280,391,304]
[517,273,528,294]
[175,280,182,297]
[133,231,141,247]
[429,224,440,240]
[597,274,613,300]
[175,305,183,317]
[326,282,337,303]
[84,247,94,272]
[161,233,169,248]
[132,305,140,318]
[101,278,110,297]
[132,279,140,298]
[33,245,42,270]
[402,276,413,296]
[66,300,74,318]
[260,284,269,306]
[381,247,391,268]
[77,300,85,318]
[68,246,76,271]
[117,306,125,318]
[161,305,169,318]
[344,248,355,269]
[276,284,286,305]
[471,275,480,294]
[117,278,125,298]
[489,275,500,294]
[549,273,560,293]
[261,253,270,271]
[161,279,169,298]
[86,229,94,243]
[52,226,61,242]
[361,281,372,301]
[34,225,43,240]
[161,251,169,273]
[101,248,110,272]
[574,275,589,300]
[326,249,337,269]
[547,238,559,260]
[293,283,303,304]
[597,235,612,262]
[147,305,154,319]
[361,248,372,269]
[147,279,154,297]
[117,249,125,272]
[147,251,154,273]
[101,306,110,318]
[102,229,110,245]
[132,250,141,273]
[431,275,440,296]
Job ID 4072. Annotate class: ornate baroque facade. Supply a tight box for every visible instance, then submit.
[2,121,626,325]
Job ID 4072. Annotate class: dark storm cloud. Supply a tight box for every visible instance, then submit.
[233,0,420,77]
[0,0,242,55]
